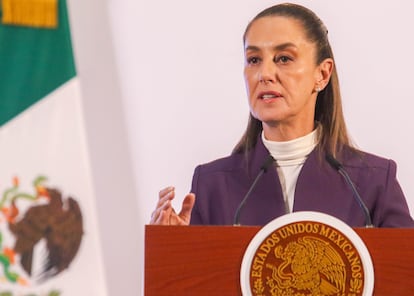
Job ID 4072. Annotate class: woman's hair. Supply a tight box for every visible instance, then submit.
[233,3,353,158]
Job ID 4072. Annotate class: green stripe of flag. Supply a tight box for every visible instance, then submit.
[0,0,76,126]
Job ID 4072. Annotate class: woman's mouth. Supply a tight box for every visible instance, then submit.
[258,91,282,101]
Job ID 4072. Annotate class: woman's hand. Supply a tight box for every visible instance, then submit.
[150,186,195,225]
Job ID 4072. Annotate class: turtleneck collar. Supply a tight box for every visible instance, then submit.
[262,125,320,166]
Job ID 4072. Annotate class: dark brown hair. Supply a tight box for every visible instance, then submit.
[233,3,353,158]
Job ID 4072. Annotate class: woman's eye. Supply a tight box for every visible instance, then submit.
[275,55,291,64]
[247,57,260,65]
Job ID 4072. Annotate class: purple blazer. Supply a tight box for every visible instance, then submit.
[189,137,414,227]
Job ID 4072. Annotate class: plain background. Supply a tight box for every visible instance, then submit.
[68,0,414,294]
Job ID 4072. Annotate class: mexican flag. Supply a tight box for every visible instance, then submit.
[0,0,107,295]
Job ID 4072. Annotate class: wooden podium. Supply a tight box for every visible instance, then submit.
[145,225,414,295]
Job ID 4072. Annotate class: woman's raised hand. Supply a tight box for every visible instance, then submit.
[150,186,195,225]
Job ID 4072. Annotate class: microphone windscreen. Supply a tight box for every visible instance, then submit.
[325,154,342,170]
[261,155,275,172]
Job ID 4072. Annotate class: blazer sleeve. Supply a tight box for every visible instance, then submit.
[189,165,204,225]
[373,159,414,227]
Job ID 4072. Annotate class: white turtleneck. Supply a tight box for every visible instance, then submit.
[262,128,319,213]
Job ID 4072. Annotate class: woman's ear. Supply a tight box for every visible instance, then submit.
[315,58,334,91]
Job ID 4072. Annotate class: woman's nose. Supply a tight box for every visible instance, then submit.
[258,61,276,84]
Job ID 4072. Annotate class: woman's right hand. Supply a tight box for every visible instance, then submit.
[149,186,196,225]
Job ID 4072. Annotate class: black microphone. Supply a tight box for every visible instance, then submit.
[325,154,374,228]
[233,155,274,226]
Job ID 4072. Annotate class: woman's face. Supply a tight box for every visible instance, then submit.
[244,16,328,139]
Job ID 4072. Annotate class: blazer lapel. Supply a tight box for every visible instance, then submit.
[293,149,351,216]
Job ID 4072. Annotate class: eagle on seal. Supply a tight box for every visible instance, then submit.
[268,236,346,295]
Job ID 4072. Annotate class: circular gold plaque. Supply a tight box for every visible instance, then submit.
[240,212,374,296]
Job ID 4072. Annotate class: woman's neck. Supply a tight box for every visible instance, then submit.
[262,121,315,142]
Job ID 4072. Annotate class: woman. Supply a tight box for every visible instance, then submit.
[150,3,414,227]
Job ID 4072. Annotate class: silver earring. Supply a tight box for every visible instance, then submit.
[316,86,321,92]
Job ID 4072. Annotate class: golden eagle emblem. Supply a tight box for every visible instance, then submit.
[266,236,346,296]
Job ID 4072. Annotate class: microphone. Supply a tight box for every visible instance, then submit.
[233,155,274,226]
[325,154,374,228]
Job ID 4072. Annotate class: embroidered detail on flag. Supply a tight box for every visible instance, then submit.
[1,0,58,29]
[0,175,84,286]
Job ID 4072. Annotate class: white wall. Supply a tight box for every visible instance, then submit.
[70,0,414,294]
[67,0,141,295]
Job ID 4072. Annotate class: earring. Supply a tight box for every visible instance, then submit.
[315,86,321,92]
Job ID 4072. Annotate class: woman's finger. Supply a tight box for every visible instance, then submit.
[151,198,172,224]
[156,186,175,208]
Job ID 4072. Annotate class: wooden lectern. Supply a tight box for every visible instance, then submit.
[145,226,414,295]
